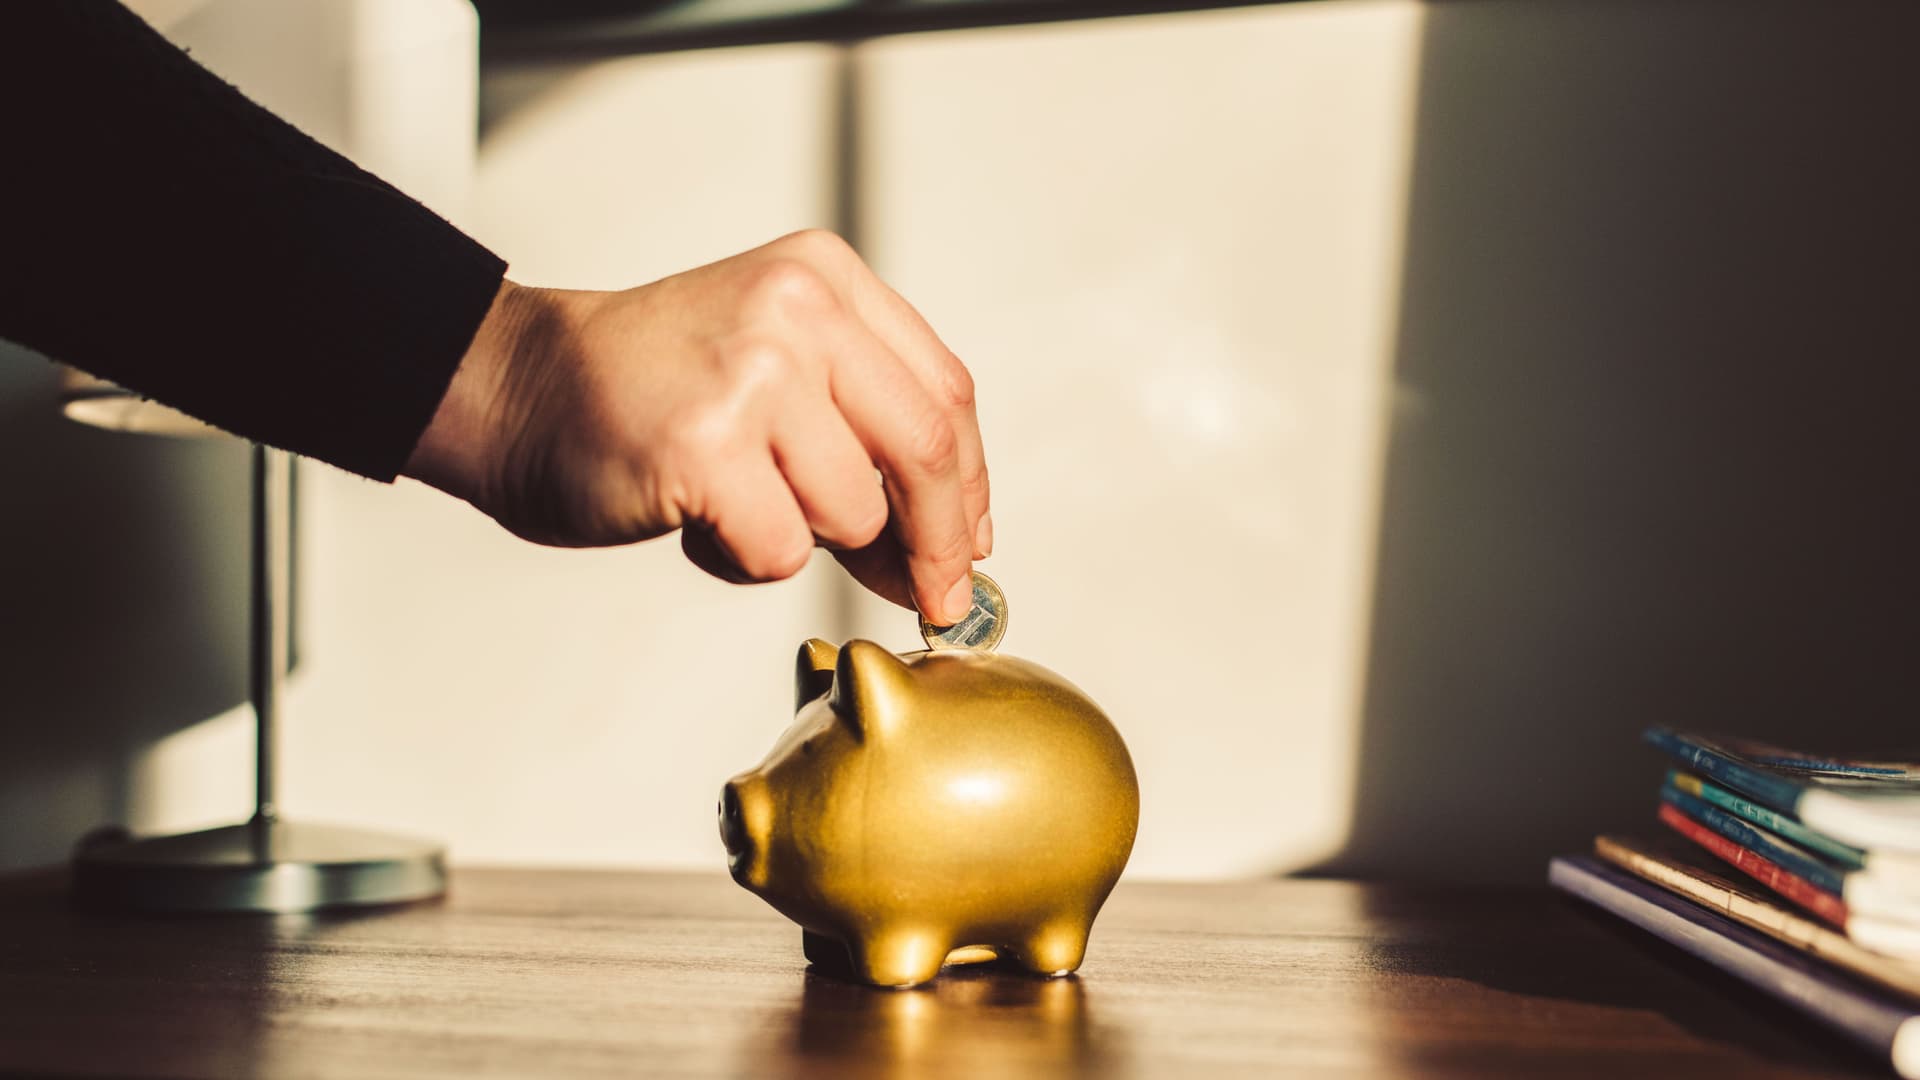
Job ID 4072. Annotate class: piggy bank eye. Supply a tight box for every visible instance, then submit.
[800,739,816,756]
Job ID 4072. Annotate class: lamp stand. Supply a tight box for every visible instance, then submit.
[72,446,447,913]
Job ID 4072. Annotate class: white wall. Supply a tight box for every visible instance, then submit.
[16,1,1903,882]
[286,44,850,868]
[96,1,1422,880]
[844,4,1422,876]
[105,16,858,870]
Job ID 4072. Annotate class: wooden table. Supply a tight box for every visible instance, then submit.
[0,868,1891,1078]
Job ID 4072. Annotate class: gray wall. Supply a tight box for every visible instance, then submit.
[1312,0,1917,881]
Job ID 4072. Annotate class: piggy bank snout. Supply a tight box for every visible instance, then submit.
[719,778,771,887]
[719,782,747,857]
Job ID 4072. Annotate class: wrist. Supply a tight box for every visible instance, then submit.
[405,278,538,505]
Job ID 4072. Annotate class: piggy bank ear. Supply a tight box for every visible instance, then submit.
[829,639,913,740]
[795,639,839,711]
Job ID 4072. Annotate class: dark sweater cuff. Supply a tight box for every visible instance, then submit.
[0,0,509,482]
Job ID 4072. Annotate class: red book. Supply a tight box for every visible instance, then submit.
[1658,802,1851,928]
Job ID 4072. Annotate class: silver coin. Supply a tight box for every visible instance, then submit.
[920,571,1008,652]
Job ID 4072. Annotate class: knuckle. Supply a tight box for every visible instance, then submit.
[905,415,959,475]
[842,500,889,548]
[915,528,974,571]
[745,258,839,318]
[780,227,854,262]
[661,402,737,467]
[959,460,990,500]
[747,539,812,581]
[718,337,793,394]
[936,358,976,409]
[774,543,814,579]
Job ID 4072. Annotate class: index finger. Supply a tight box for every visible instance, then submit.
[825,321,975,624]
[849,274,992,559]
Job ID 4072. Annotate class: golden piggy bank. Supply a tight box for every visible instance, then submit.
[720,638,1139,988]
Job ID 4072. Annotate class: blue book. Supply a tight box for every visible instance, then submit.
[1660,783,1920,923]
[1659,783,1848,895]
[1668,769,1870,869]
[1644,728,1920,853]
[1550,853,1920,1078]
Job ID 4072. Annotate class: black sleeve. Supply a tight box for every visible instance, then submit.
[0,1,508,481]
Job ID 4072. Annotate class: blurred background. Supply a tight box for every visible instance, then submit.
[0,0,1910,882]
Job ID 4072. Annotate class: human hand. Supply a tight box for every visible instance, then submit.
[404,230,991,624]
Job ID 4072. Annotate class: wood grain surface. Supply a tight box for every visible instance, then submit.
[0,867,1893,1078]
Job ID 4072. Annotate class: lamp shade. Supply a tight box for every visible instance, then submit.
[58,368,221,437]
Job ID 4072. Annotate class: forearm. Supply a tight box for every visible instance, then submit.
[0,1,504,480]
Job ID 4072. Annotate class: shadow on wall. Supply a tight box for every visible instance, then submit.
[0,344,250,870]
[1311,0,1918,884]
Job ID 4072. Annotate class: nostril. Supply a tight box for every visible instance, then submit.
[719,783,745,854]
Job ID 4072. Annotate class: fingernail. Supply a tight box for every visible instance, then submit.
[974,512,994,558]
[942,574,974,624]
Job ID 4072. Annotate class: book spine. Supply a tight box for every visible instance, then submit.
[1643,727,1807,815]
[1658,802,1849,927]
[1669,770,1868,870]
[1735,752,1909,778]
[1661,785,1848,894]
[1594,835,1920,999]
[1549,854,1916,1077]
[1596,834,1763,925]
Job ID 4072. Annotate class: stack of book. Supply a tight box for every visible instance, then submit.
[1551,728,1920,1078]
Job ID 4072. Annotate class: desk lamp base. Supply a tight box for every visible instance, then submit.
[72,819,446,913]
[56,436,445,916]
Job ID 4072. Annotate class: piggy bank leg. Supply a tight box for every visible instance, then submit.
[802,929,855,976]
[1012,921,1090,977]
[849,928,950,988]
